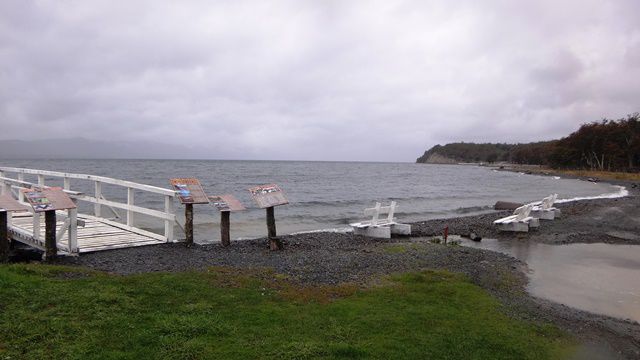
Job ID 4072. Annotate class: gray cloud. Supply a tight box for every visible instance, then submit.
[1,0,639,161]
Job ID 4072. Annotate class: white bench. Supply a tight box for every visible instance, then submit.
[531,194,561,220]
[493,204,540,232]
[350,201,411,238]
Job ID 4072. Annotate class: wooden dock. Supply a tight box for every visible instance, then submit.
[9,212,165,254]
[0,167,181,256]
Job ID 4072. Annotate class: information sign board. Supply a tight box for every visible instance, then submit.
[0,194,28,212]
[209,194,246,212]
[22,187,76,212]
[169,178,209,204]
[248,184,289,208]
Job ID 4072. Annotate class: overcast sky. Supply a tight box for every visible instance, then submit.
[1,1,639,161]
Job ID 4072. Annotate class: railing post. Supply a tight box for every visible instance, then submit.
[94,181,102,217]
[63,177,70,191]
[0,171,6,194]
[30,175,44,241]
[164,195,174,242]
[68,208,78,253]
[0,172,11,227]
[127,187,134,226]
[17,173,25,202]
[33,211,41,241]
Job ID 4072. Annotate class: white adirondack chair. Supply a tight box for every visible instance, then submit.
[493,204,540,232]
[531,194,561,220]
[350,201,411,238]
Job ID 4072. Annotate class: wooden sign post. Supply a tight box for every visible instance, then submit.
[0,194,28,262]
[249,184,289,251]
[209,195,246,247]
[22,188,76,261]
[170,178,210,247]
[0,210,7,262]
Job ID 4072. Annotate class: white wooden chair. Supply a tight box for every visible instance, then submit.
[531,194,561,220]
[350,201,411,238]
[493,204,540,232]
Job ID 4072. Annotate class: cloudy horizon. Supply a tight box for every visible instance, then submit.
[1,1,639,161]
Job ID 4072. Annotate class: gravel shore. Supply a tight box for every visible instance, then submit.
[55,180,640,359]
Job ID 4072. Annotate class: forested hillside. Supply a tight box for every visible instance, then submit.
[417,113,640,172]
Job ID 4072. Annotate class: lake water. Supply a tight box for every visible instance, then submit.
[0,159,622,241]
[458,238,640,322]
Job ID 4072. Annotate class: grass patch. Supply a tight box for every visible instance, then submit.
[0,264,574,359]
[383,243,436,254]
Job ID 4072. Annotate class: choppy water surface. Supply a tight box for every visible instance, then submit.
[1,159,621,241]
[458,238,640,322]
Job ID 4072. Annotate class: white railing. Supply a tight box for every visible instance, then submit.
[0,167,178,253]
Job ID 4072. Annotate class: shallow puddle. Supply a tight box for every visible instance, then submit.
[452,237,640,322]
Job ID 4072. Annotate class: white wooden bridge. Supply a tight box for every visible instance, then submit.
[0,167,181,255]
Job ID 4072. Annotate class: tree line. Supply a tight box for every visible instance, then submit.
[417,113,640,172]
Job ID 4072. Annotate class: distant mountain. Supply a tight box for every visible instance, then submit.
[0,138,215,159]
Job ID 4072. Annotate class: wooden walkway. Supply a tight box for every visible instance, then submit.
[1,166,180,256]
[9,212,165,254]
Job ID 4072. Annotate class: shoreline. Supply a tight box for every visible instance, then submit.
[50,181,640,358]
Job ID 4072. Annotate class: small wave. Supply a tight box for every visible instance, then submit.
[293,199,364,208]
[555,186,629,203]
[454,205,494,214]
[282,214,359,224]
[291,227,353,235]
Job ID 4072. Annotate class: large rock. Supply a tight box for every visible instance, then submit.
[494,201,523,211]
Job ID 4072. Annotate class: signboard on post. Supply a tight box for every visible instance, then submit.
[0,194,28,212]
[22,187,76,212]
[169,178,209,204]
[209,195,246,212]
[249,184,289,208]
[21,187,75,260]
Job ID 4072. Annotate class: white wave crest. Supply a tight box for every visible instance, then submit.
[555,185,629,203]
[291,227,353,235]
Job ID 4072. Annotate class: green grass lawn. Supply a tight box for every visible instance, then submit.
[0,264,574,359]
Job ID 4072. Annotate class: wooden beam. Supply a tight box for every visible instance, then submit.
[0,211,8,262]
[164,195,174,242]
[266,206,282,250]
[94,181,102,217]
[220,211,230,247]
[17,173,24,202]
[0,167,175,196]
[127,187,135,226]
[0,171,6,194]
[72,194,174,221]
[45,210,57,260]
[67,208,78,253]
[185,203,193,247]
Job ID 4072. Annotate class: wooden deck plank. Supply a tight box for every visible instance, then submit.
[9,212,164,254]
